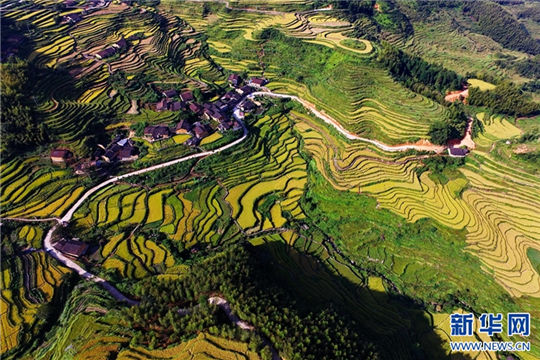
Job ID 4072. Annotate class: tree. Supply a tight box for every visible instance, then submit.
[428,121,451,145]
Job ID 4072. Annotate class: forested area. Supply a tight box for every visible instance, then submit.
[463,1,540,55]
[428,103,469,145]
[377,42,464,101]
[0,60,48,157]
[123,244,380,360]
[495,55,540,79]
[468,82,539,117]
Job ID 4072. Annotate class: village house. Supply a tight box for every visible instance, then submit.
[102,138,138,162]
[175,119,192,134]
[112,37,127,50]
[192,122,210,139]
[64,13,83,23]
[162,89,177,98]
[54,239,88,259]
[228,73,241,87]
[236,85,254,96]
[170,101,183,111]
[189,102,203,114]
[144,125,171,141]
[155,98,169,112]
[50,149,73,164]
[448,147,469,158]
[95,46,116,59]
[249,77,267,87]
[179,91,194,103]
[239,99,256,112]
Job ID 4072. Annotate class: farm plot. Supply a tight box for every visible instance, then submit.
[0,158,85,219]
[294,108,540,298]
[102,235,174,279]
[1,251,68,353]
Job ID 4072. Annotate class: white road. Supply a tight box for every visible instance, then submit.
[249,91,447,153]
[41,115,248,305]
[12,87,449,305]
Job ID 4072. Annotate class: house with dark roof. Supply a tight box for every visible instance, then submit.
[240,99,256,112]
[236,85,254,95]
[162,89,177,98]
[180,91,194,103]
[144,125,171,141]
[155,98,169,112]
[64,13,83,23]
[118,145,138,161]
[192,122,210,139]
[54,239,88,258]
[95,47,116,59]
[448,147,469,157]
[101,138,138,162]
[249,77,267,87]
[175,119,192,134]
[112,37,127,50]
[228,73,241,87]
[50,149,73,164]
[170,101,183,111]
[189,102,203,114]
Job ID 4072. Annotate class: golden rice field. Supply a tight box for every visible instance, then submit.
[293,109,540,298]
[1,251,68,352]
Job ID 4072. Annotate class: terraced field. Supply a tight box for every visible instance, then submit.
[1,250,68,352]
[71,113,306,258]
[293,108,540,298]
[0,158,85,219]
[2,1,539,359]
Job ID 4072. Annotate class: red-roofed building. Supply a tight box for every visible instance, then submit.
[50,149,73,164]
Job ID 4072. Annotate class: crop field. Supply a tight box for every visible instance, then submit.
[116,333,261,360]
[102,234,174,279]
[71,112,307,267]
[166,3,447,144]
[2,0,540,359]
[293,108,540,299]
[0,158,85,218]
[1,251,68,352]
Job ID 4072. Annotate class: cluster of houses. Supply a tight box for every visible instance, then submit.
[96,136,139,163]
[50,136,139,168]
[49,74,267,165]
[143,74,266,145]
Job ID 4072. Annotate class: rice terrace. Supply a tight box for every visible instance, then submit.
[1,0,539,359]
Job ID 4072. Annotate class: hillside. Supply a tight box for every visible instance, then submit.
[1,1,539,359]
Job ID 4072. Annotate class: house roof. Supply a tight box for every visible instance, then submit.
[65,13,82,22]
[156,98,169,110]
[180,91,194,102]
[55,239,88,257]
[118,146,137,159]
[176,119,192,131]
[189,103,202,113]
[170,101,183,111]
[96,47,116,58]
[250,77,266,86]
[50,149,72,159]
[114,38,127,49]
[448,147,469,156]
[163,89,177,98]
